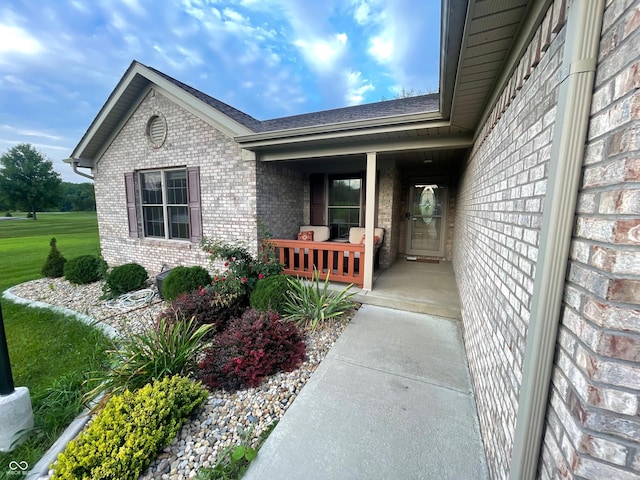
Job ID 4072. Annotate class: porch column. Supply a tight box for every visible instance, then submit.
[363,152,377,290]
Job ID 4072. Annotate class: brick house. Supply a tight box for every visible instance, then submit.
[67,0,639,478]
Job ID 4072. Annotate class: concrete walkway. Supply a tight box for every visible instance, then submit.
[244,305,488,480]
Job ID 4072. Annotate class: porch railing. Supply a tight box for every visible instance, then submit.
[269,239,364,287]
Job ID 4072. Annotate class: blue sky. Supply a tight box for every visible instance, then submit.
[0,0,440,182]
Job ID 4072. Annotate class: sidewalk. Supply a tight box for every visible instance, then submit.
[244,304,488,480]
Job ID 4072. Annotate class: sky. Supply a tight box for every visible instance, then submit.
[0,0,441,182]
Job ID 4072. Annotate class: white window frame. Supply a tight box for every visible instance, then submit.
[138,168,190,241]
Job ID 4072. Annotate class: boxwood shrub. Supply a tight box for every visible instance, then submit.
[64,255,107,285]
[102,262,148,299]
[249,274,294,314]
[51,375,208,480]
[161,266,212,301]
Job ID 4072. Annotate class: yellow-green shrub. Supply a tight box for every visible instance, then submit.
[51,376,208,480]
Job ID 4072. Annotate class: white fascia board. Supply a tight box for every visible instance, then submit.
[71,64,148,161]
[238,117,450,149]
[73,63,254,165]
[257,134,473,161]
[141,68,255,138]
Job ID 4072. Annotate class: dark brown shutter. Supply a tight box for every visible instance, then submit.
[186,166,202,242]
[310,173,325,225]
[124,173,138,238]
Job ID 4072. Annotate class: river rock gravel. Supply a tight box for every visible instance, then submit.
[6,277,353,479]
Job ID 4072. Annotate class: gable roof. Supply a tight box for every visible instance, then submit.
[67,61,444,167]
[67,0,540,168]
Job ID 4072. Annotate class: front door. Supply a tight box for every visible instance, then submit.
[406,182,448,257]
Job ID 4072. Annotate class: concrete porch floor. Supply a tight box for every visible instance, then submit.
[244,259,488,479]
[337,258,462,319]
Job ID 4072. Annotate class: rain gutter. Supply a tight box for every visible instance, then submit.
[64,157,95,181]
[509,1,605,479]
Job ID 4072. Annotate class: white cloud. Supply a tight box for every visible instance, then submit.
[0,124,62,141]
[368,32,393,63]
[0,24,43,55]
[344,70,374,105]
[120,0,145,16]
[294,33,347,73]
[352,0,372,25]
[70,1,90,14]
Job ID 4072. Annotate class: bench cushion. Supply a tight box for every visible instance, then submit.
[299,225,330,242]
[348,227,384,245]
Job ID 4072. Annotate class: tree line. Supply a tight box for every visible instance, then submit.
[0,143,95,219]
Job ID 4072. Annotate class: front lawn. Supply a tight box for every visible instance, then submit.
[0,212,109,473]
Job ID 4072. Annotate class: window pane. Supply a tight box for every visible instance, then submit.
[329,178,360,206]
[328,176,360,239]
[143,206,165,237]
[168,206,190,239]
[166,170,188,205]
[141,172,162,204]
[329,207,360,239]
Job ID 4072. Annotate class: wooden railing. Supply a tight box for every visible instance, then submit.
[269,239,365,287]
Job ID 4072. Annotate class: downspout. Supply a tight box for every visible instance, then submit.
[66,158,95,181]
[509,1,605,479]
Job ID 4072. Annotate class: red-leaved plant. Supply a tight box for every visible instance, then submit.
[198,309,306,391]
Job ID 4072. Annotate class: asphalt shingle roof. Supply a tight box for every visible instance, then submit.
[147,63,440,134]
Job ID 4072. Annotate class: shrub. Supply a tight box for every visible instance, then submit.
[102,262,148,299]
[5,211,11,217]
[158,288,247,335]
[84,318,213,404]
[52,376,208,480]
[161,265,212,301]
[201,237,282,297]
[41,237,67,278]
[250,275,294,314]
[63,254,107,285]
[283,270,356,331]
[198,309,305,391]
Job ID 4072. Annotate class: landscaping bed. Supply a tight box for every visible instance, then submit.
[8,277,351,479]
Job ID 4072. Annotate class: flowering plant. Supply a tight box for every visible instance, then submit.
[201,236,282,297]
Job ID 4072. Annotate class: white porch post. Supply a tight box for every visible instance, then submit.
[363,152,377,291]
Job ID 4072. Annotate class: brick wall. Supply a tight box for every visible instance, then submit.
[454,0,640,478]
[539,1,640,478]
[452,1,566,477]
[256,161,304,239]
[94,89,258,275]
[377,165,400,268]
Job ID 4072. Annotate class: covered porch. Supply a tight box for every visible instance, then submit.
[237,94,472,293]
[326,258,461,319]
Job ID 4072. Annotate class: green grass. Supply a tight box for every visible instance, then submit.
[0,212,101,291]
[0,212,111,474]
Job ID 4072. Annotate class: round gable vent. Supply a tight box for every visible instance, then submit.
[146,115,167,148]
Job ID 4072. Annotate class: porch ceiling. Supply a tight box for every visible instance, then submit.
[269,147,468,176]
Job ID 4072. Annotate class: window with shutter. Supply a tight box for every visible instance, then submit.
[134,167,201,241]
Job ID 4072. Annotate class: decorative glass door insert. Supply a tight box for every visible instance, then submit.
[406,182,447,256]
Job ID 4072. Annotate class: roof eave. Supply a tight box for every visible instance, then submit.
[439,0,470,120]
[70,61,256,166]
[236,110,444,148]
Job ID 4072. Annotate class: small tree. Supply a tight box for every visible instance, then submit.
[0,144,62,220]
[41,237,67,278]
